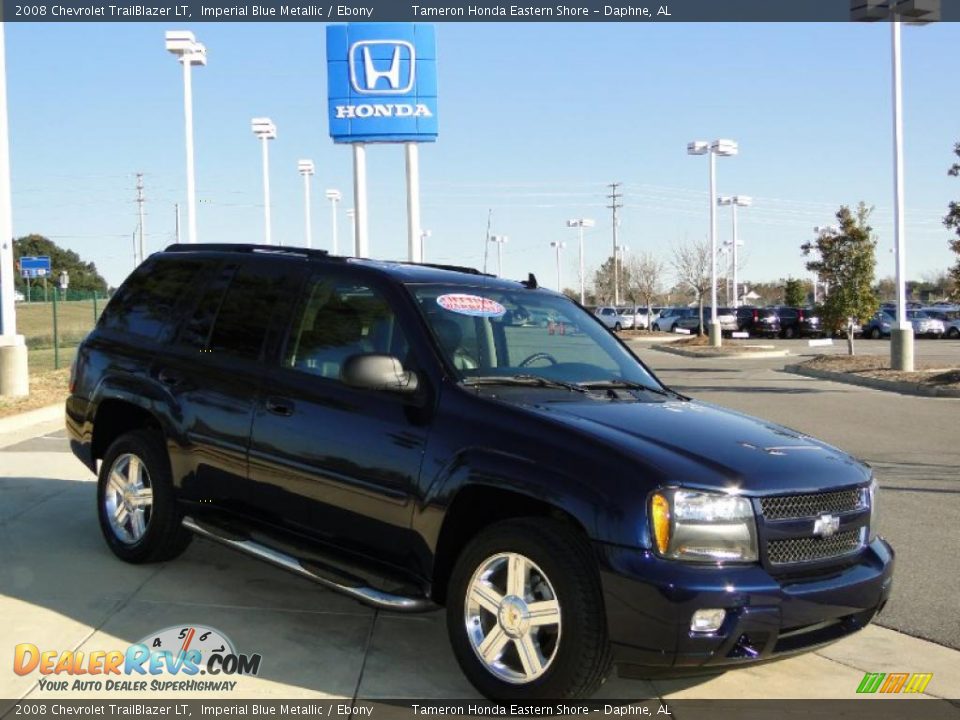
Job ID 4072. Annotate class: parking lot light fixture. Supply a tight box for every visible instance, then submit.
[325,189,341,254]
[718,195,751,307]
[489,235,508,277]
[566,218,595,305]
[298,160,315,249]
[165,31,206,244]
[550,241,566,292]
[346,208,356,253]
[689,138,739,346]
[251,117,277,245]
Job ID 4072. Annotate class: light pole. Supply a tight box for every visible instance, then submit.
[346,209,356,254]
[165,31,206,245]
[688,139,738,346]
[717,195,751,307]
[420,229,432,262]
[490,235,508,277]
[615,244,629,305]
[851,1,939,368]
[298,160,315,249]
[251,117,276,245]
[811,225,839,306]
[325,189,341,254]
[566,218,595,305]
[550,241,566,292]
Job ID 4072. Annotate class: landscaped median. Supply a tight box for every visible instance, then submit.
[785,355,960,398]
[637,334,790,359]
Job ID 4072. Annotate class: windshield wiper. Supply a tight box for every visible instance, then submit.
[579,379,674,397]
[463,375,590,394]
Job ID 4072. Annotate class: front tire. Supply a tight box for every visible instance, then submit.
[446,519,611,700]
[97,429,192,564]
[870,327,881,340]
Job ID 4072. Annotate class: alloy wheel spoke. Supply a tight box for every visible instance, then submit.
[527,599,560,627]
[130,509,146,539]
[108,471,126,497]
[127,456,142,485]
[506,554,527,598]
[478,625,510,663]
[470,581,503,616]
[515,635,543,679]
[129,487,153,508]
[113,503,128,524]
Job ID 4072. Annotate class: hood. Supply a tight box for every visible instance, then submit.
[514,396,870,495]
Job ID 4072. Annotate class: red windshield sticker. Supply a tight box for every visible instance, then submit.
[436,294,506,318]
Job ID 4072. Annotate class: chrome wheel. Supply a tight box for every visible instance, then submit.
[103,453,153,544]
[464,552,561,685]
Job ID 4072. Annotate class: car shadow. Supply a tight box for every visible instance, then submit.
[0,475,719,705]
[674,385,826,395]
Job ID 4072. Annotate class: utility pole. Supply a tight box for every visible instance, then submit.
[607,183,622,305]
[136,173,146,265]
[482,209,493,274]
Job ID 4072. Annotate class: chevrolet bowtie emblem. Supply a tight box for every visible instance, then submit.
[813,513,840,538]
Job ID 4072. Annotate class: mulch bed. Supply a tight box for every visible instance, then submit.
[799,355,960,389]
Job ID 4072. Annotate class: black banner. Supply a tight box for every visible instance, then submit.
[1,0,958,23]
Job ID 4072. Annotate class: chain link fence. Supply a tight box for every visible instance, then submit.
[15,290,107,373]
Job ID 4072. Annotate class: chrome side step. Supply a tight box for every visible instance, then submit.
[182,516,435,613]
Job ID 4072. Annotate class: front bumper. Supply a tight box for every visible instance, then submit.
[597,538,894,671]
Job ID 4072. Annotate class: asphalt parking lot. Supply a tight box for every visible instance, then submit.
[1,340,959,706]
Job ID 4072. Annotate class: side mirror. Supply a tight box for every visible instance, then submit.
[341,353,419,394]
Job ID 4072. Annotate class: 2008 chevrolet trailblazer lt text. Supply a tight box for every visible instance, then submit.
[66,244,894,699]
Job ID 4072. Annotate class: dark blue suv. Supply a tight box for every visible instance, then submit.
[66,245,893,700]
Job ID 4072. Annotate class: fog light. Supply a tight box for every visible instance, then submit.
[690,608,726,633]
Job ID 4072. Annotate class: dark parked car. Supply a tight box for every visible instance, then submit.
[734,306,782,337]
[772,306,821,339]
[67,244,893,700]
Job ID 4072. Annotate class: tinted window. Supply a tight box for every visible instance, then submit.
[100,257,204,341]
[284,276,411,380]
[177,262,239,349]
[208,262,288,360]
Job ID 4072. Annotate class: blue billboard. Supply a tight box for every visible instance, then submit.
[19,256,51,279]
[326,23,438,144]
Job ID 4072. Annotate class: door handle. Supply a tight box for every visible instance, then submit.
[158,369,184,387]
[265,397,294,417]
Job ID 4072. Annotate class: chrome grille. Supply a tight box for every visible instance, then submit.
[767,530,863,565]
[760,488,863,520]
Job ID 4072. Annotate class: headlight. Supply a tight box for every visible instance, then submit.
[649,489,758,562]
[867,477,879,542]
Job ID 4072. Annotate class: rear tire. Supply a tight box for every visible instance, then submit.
[614,322,622,332]
[870,327,881,340]
[446,519,612,700]
[97,429,192,564]
[783,326,795,339]
[948,327,959,339]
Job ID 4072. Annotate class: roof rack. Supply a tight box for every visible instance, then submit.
[396,260,492,277]
[163,243,333,260]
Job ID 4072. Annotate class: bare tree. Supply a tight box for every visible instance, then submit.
[626,252,665,331]
[671,239,711,336]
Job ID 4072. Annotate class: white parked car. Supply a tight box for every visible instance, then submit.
[907,310,945,338]
[594,306,627,331]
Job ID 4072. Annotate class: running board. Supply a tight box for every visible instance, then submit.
[182,516,435,613]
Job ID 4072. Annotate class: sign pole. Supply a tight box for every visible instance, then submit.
[406,142,422,263]
[352,143,369,258]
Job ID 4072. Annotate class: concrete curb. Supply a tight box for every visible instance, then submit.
[0,403,64,449]
[785,364,960,398]
[652,344,790,360]
[623,334,687,344]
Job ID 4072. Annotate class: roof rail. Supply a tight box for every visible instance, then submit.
[396,260,492,277]
[163,243,332,259]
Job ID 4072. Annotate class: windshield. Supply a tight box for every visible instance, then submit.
[409,284,664,391]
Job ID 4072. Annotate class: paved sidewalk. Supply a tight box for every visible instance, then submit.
[1,418,958,709]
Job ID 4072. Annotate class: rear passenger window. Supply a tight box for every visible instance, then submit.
[207,263,287,360]
[100,258,204,341]
[284,276,410,380]
[177,262,239,349]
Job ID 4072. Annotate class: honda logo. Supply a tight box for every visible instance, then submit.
[349,40,415,95]
[813,513,840,538]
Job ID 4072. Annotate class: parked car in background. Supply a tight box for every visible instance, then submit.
[734,306,781,338]
[919,306,960,326]
[594,305,624,331]
[771,306,821,339]
[652,307,686,332]
[907,310,945,338]
[946,319,960,339]
[616,307,636,330]
[863,310,895,339]
[671,307,737,335]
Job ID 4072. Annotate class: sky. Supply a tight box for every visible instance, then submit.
[6,21,960,291]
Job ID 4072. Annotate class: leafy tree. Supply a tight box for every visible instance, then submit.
[592,256,631,305]
[671,239,711,336]
[784,278,806,307]
[13,234,109,294]
[945,142,960,302]
[802,204,879,355]
[626,251,665,330]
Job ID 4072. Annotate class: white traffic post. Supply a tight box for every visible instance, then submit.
[353,144,369,257]
[405,143,422,263]
[0,22,27,397]
[890,19,913,371]
[298,160,315,248]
